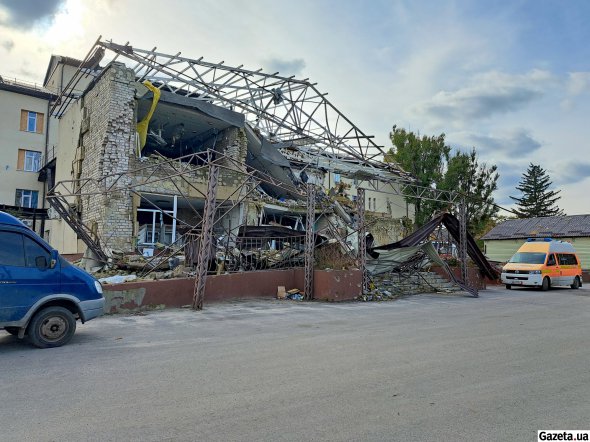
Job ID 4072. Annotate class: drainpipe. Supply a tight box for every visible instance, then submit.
[40,98,51,239]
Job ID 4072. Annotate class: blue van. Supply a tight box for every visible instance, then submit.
[0,211,105,348]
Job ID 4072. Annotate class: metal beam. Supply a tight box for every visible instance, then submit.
[357,188,368,294]
[304,184,316,301]
[458,199,477,297]
[192,162,219,310]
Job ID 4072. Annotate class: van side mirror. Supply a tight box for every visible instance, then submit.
[35,256,48,269]
[50,250,58,269]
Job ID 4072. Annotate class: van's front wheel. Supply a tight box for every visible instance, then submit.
[541,277,550,291]
[28,307,76,348]
[571,276,581,289]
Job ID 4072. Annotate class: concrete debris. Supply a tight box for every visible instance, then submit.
[98,274,138,285]
[358,271,463,301]
[357,290,401,302]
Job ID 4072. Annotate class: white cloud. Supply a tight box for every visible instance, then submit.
[1,38,13,51]
[0,0,64,28]
[554,161,590,185]
[448,128,543,157]
[566,71,590,96]
[413,69,556,123]
[561,71,590,110]
[262,58,306,77]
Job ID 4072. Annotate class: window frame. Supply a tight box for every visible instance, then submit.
[21,149,42,172]
[27,111,37,132]
[0,230,26,267]
[15,189,39,209]
[20,110,44,134]
[557,253,578,266]
[23,235,50,268]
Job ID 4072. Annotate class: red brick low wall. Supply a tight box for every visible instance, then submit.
[312,269,361,302]
[102,268,362,313]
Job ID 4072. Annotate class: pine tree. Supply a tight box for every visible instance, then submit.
[510,163,563,218]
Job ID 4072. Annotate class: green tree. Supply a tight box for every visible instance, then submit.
[509,163,563,217]
[386,126,450,226]
[386,127,499,234]
[440,148,499,235]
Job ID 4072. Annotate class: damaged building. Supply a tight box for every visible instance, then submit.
[41,40,415,269]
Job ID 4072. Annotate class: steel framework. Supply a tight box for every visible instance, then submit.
[51,38,411,174]
[43,38,483,307]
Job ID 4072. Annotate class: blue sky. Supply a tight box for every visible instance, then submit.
[1,0,589,215]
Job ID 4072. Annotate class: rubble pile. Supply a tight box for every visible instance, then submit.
[358,277,404,302]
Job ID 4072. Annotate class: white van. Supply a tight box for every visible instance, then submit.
[501,238,583,290]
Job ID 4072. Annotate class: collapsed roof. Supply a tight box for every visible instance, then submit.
[370,213,500,280]
[50,38,413,183]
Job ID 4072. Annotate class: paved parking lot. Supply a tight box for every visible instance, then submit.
[1,285,590,441]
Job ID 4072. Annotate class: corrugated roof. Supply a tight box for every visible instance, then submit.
[482,215,590,240]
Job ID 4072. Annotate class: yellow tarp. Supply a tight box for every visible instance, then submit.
[136,81,161,151]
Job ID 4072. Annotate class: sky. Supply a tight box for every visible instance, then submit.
[1,0,589,215]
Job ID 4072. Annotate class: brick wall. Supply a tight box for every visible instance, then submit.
[78,65,248,254]
[80,63,136,252]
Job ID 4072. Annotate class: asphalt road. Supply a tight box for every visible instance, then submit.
[1,285,590,441]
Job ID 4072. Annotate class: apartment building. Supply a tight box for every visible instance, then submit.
[0,76,57,234]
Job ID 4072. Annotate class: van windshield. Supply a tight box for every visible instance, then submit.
[509,252,547,264]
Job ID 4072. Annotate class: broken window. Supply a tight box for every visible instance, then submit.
[136,208,175,248]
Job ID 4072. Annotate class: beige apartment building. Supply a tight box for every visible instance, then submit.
[0,76,57,234]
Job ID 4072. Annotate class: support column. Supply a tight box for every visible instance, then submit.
[357,188,368,294]
[304,184,316,301]
[192,164,219,310]
[458,199,476,295]
[172,195,177,243]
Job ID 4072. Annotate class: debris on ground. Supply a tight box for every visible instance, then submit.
[279,288,304,301]
[98,274,138,285]
[357,289,401,302]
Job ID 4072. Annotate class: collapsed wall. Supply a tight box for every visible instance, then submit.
[79,63,135,253]
[76,61,252,254]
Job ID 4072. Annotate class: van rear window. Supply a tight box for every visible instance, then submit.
[509,252,547,264]
[557,254,578,265]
